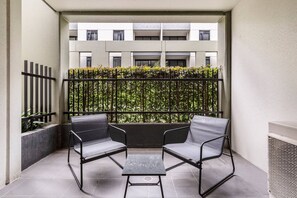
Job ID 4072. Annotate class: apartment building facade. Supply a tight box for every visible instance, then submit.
[69,23,218,68]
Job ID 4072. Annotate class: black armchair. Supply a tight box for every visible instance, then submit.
[162,116,235,197]
[67,114,127,189]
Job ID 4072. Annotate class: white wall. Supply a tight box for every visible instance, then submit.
[190,23,218,41]
[232,0,297,172]
[0,0,22,186]
[0,0,8,188]
[77,23,133,41]
[22,0,59,122]
[79,52,92,67]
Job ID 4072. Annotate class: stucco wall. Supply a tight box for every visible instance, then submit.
[22,0,59,123]
[0,0,8,188]
[232,0,297,171]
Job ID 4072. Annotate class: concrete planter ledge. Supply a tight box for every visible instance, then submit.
[21,124,60,170]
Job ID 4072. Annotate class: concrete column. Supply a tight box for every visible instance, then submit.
[160,51,166,67]
[8,0,23,183]
[130,52,134,67]
[69,52,79,68]
[160,23,163,41]
[121,51,131,67]
[189,52,195,67]
[58,15,69,124]
[218,13,231,120]
[0,0,8,188]
[92,43,108,66]
[195,51,205,66]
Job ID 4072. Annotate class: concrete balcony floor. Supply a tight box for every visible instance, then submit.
[0,148,268,198]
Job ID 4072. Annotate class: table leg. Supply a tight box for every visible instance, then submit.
[159,176,164,198]
[124,176,130,198]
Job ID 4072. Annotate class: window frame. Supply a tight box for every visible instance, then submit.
[86,30,98,41]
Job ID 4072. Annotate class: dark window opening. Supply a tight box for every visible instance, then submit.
[69,36,77,40]
[135,59,159,67]
[163,36,187,40]
[135,36,160,40]
[113,30,125,40]
[199,30,210,41]
[113,57,121,67]
[87,30,98,40]
[205,57,211,65]
[166,59,187,67]
[86,57,92,67]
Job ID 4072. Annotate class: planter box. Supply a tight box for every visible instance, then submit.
[61,123,189,148]
[21,124,60,170]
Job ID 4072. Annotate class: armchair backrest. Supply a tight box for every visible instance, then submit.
[186,116,229,153]
[71,114,109,142]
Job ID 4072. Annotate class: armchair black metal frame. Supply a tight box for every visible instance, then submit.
[67,114,127,190]
[162,116,235,197]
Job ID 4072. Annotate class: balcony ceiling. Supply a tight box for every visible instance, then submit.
[44,0,240,23]
[45,0,241,12]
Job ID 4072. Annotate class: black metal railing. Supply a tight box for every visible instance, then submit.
[64,68,223,123]
[22,60,56,130]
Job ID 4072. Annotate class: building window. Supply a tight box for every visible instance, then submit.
[205,56,211,65]
[113,57,121,67]
[166,59,187,67]
[135,36,160,40]
[113,30,125,40]
[135,59,159,67]
[199,30,210,40]
[86,57,92,67]
[163,36,186,40]
[87,30,98,40]
[69,36,77,40]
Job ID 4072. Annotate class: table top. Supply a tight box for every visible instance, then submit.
[122,154,166,176]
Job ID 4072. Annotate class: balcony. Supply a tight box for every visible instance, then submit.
[1,0,297,198]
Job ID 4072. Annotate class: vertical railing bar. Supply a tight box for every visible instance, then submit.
[115,69,118,123]
[87,69,90,112]
[142,79,145,123]
[29,62,34,130]
[169,69,172,123]
[101,70,104,112]
[217,72,220,117]
[49,67,52,122]
[44,66,48,123]
[40,65,43,122]
[24,60,28,117]
[67,71,70,120]
[92,70,95,113]
[205,69,209,116]
[110,71,114,122]
[82,70,85,114]
[77,70,80,116]
[211,71,215,116]
[96,70,100,113]
[35,63,39,115]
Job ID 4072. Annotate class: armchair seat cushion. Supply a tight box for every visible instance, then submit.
[164,142,220,163]
[74,137,126,159]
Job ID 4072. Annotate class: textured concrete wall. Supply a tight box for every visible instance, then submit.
[21,125,60,170]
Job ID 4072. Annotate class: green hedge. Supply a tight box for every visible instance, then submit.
[67,66,221,123]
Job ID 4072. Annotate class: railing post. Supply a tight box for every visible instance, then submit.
[30,62,34,130]
[115,69,118,123]
[169,69,172,123]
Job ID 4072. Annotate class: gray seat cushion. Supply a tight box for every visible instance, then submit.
[74,137,126,159]
[164,142,220,163]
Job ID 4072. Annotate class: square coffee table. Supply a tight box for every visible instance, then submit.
[122,154,166,198]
